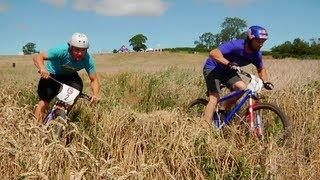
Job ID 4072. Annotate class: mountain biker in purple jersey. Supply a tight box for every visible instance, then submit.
[33,33,100,123]
[202,25,274,124]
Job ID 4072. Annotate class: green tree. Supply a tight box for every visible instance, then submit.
[310,40,320,57]
[271,41,292,53]
[194,32,216,49]
[292,38,310,55]
[194,44,208,52]
[129,34,148,52]
[270,41,293,58]
[270,38,320,59]
[22,42,39,55]
[195,17,247,48]
[310,37,320,45]
[219,17,247,43]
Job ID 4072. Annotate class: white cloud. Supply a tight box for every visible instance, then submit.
[73,0,169,16]
[72,0,95,11]
[0,3,9,12]
[38,0,170,16]
[209,0,254,6]
[40,0,67,7]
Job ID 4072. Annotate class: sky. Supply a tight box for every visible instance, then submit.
[0,0,319,55]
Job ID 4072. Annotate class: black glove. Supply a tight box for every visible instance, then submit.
[263,82,274,90]
[227,62,241,72]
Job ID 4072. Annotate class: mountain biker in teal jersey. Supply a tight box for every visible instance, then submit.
[202,26,274,124]
[33,32,100,123]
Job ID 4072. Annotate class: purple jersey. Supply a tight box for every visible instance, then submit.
[204,39,263,75]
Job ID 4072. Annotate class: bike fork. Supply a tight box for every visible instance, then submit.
[255,111,263,139]
[249,98,254,130]
[248,98,263,139]
[214,108,220,128]
[44,106,58,126]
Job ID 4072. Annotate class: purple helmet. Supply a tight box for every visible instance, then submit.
[247,26,268,40]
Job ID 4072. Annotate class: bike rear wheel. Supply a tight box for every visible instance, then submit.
[243,103,291,146]
[185,98,208,118]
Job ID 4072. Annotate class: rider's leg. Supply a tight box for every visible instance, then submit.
[222,80,247,109]
[203,69,221,125]
[35,100,49,123]
[219,70,246,110]
[36,76,60,123]
[204,92,220,124]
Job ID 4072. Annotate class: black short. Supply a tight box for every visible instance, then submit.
[203,69,242,94]
[37,73,83,102]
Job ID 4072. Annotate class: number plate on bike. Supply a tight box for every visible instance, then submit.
[247,74,263,92]
[56,84,80,105]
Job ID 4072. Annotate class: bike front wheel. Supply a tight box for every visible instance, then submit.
[45,107,67,139]
[243,103,292,146]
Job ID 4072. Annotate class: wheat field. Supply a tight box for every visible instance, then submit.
[0,52,319,179]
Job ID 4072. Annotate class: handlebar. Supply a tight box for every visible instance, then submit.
[237,69,251,78]
[47,75,92,102]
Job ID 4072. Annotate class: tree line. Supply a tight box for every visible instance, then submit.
[269,38,320,59]
[22,17,320,59]
[166,17,320,59]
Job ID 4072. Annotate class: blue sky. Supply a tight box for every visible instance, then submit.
[0,0,319,55]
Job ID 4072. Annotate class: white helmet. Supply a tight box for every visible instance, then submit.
[68,32,89,48]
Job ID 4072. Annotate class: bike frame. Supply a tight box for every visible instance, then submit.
[44,102,67,126]
[44,92,91,126]
[44,76,91,126]
[215,88,257,131]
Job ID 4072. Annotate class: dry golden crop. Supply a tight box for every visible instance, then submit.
[0,53,319,179]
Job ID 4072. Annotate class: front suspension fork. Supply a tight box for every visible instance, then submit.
[248,98,263,138]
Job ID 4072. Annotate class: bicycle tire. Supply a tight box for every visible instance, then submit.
[185,98,208,118]
[44,108,57,126]
[186,98,235,128]
[46,108,67,139]
[242,103,292,146]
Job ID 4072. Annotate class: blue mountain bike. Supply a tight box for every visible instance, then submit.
[186,69,291,145]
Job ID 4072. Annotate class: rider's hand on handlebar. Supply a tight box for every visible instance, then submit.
[227,62,241,73]
[38,69,50,79]
[90,95,100,104]
[263,82,274,90]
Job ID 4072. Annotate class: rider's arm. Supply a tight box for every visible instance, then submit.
[33,52,48,70]
[33,52,50,79]
[209,48,230,65]
[258,68,274,90]
[88,72,100,103]
[257,68,268,82]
